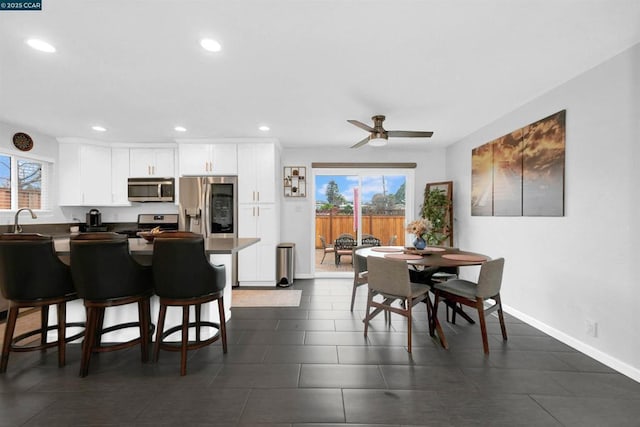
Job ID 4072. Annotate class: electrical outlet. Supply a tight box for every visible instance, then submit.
[586,320,598,337]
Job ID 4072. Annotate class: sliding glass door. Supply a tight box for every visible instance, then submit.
[314,168,414,277]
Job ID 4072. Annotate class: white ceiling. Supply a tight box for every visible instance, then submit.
[1,0,639,150]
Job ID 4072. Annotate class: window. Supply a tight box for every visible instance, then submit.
[0,154,9,209]
[313,166,415,277]
[0,153,49,211]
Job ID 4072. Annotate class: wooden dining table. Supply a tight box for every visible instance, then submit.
[355,245,491,349]
[355,245,490,267]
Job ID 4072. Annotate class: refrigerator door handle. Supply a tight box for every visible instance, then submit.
[202,177,210,237]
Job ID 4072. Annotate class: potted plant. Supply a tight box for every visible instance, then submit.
[420,187,451,245]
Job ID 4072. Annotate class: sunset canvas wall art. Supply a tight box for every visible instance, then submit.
[471,110,565,217]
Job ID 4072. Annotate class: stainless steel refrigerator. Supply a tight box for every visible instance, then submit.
[179,176,239,286]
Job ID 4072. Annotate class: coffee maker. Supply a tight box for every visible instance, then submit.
[85,209,107,232]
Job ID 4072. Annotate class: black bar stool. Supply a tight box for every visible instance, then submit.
[0,233,84,373]
[69,232,153,377]
[151,232,227,376]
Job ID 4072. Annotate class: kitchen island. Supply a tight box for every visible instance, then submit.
[52,236,260,342]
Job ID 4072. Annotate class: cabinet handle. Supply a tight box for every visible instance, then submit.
[152,165,155,175]
[256,191,259,202]
[257,206,260,216]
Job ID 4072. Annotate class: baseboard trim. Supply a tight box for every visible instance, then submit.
[503,304,640,383]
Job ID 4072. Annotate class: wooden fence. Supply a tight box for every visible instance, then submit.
[0,189,41,210]
[315,213,406,248]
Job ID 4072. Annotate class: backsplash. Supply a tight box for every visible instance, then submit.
[0,222,138,237]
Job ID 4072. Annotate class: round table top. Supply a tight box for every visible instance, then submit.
[355,246,490,267]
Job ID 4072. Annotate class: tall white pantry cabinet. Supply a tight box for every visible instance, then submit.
[237,143,280,286]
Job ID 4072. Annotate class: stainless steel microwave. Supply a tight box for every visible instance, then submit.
[127,177,175,202]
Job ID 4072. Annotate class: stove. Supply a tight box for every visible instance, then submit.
[117,214,179,238]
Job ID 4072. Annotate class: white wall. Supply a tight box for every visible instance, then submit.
[446,43,640,380]
[280,146,448,277]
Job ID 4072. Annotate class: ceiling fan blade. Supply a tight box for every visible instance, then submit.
[347,119,375,133]
[387,130,434,138]
[350,136,370,149]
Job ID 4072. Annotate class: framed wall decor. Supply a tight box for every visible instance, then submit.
[12,132,34,151]
[283,166,306,197]
[471,110,566,217]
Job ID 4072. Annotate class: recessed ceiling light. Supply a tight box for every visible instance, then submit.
[91,125,106,132]
[174,126,187,132]
[200,38,222,52]
[258,125,270,132]
[26,38,56,53]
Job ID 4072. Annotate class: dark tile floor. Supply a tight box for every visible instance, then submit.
[2,278,640,426]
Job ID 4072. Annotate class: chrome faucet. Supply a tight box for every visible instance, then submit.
[13,208,37,233]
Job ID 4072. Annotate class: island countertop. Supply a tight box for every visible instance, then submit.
[53,236,261,256]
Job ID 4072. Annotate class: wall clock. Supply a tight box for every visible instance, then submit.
[12,132,34,151]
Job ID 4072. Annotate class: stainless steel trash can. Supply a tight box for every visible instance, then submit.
[276,242,295,287]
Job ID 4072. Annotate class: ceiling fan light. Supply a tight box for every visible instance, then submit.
[368,134,388,147]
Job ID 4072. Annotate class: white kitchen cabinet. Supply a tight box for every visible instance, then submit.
[58,143,112,206]
[236,142,279,285]
[110,148,131,205]
[178,143,237,176]
[238,203,279,285]
[237,143,277,204]
[129,148,175,177]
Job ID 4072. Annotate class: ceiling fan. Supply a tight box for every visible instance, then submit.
[348,115,434,148]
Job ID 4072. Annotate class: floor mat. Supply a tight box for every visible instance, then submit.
[232,289,302,307]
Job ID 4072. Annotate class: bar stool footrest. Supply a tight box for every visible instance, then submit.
[93,321,155,353]
[157,321,222,352]
[10,321,86,352]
